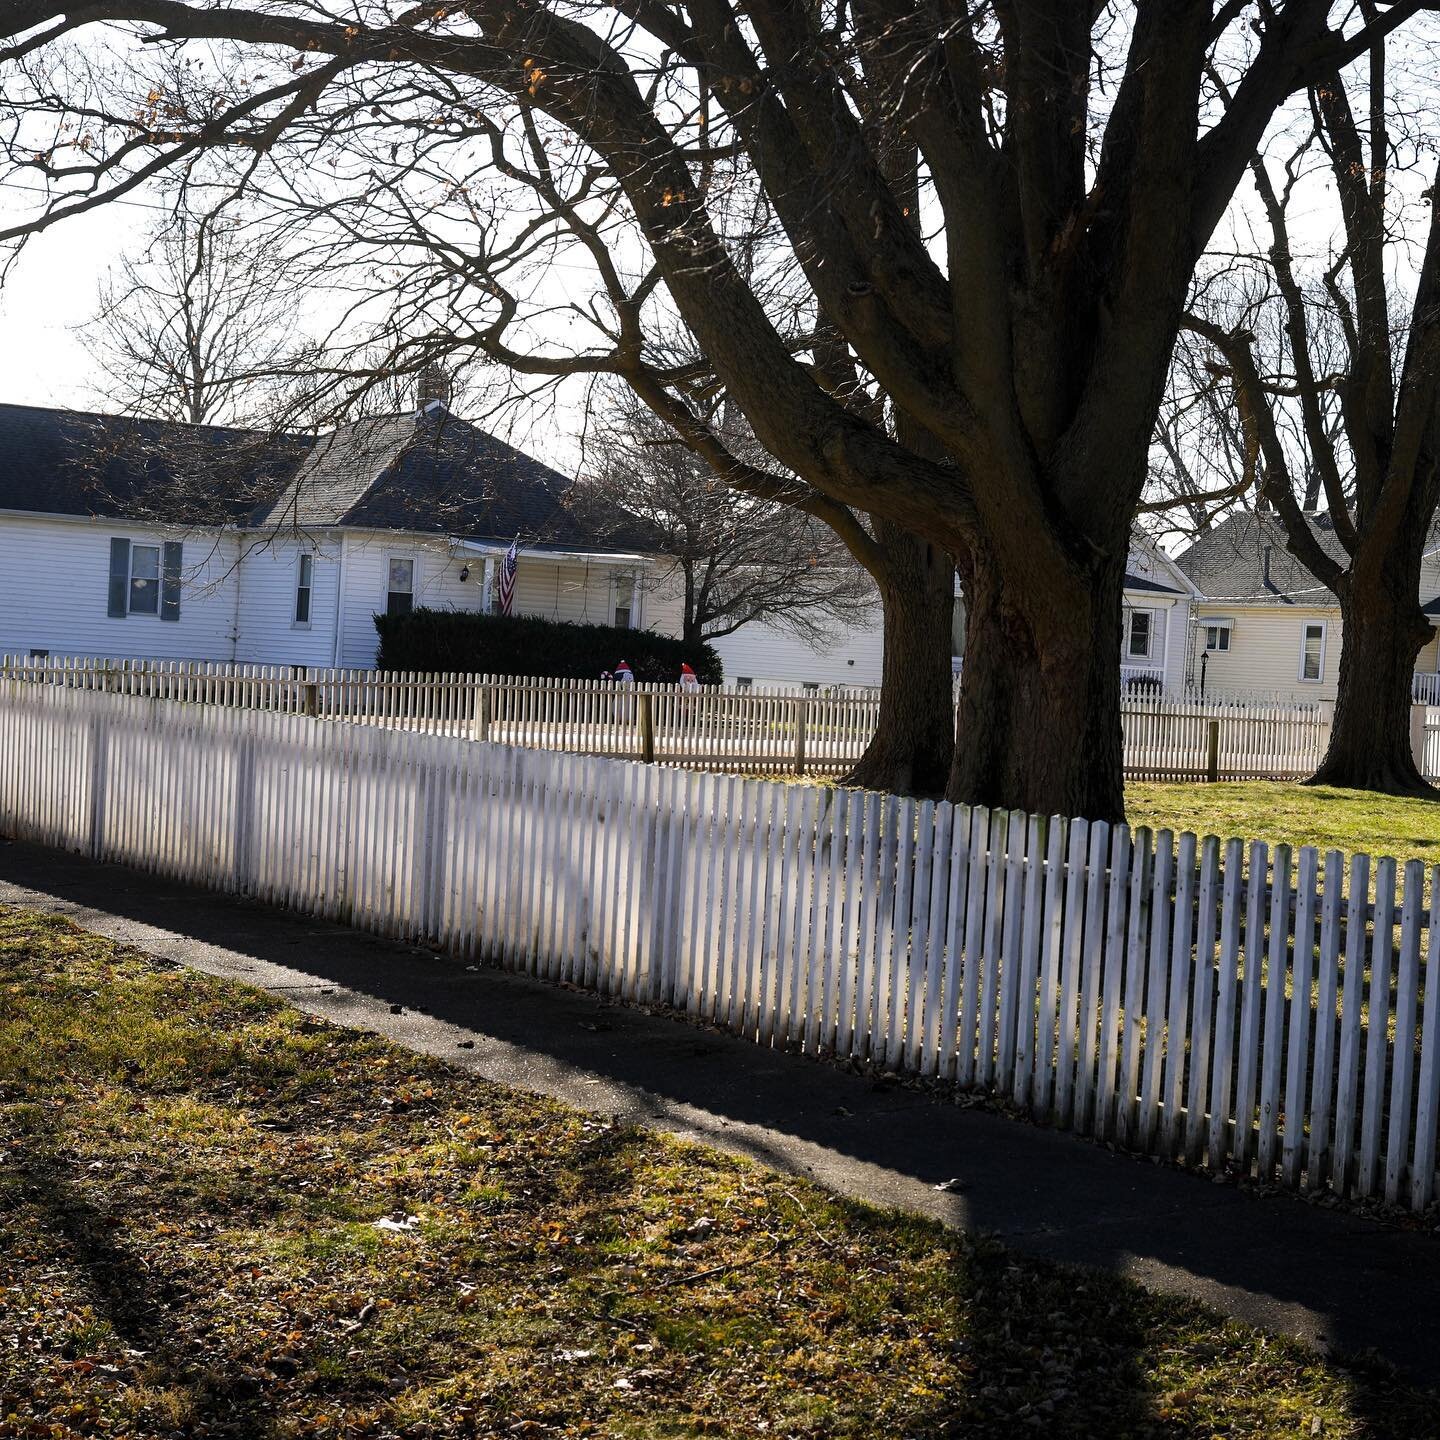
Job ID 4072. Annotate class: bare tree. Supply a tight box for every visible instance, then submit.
[3,3,1432,818]
[79,201,309,426]
[579,390,877,650]
[1182,56,1440,795]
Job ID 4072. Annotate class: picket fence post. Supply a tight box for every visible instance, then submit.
[792,698,809,775]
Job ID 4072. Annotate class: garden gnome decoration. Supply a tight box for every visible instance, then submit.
[679,662,699,691]
[614,660,634,685]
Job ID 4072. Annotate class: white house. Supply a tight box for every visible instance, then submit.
[1176,511,1440,702]
[0,400,682,666]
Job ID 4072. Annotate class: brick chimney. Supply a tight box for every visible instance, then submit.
[417,363,452,410]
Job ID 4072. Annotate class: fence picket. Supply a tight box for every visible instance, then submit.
[1256,845,1292,1182]
[1184,835,1222,1166]
[1358,860,1398,1198]
[1010,814,1047,1106]
[1138,832,1175,1152]
[1331,853,1371,1195]
[1161,831,1198,1157]
[1385,861,1425,1205]
[1411,872,1440,1210]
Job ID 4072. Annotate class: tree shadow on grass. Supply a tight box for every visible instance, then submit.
[5,1129,292,1439]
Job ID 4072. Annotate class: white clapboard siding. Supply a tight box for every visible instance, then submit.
[13,654,1440,784]
[1,678,1437,1212]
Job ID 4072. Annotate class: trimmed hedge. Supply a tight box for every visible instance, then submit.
[374,607,723,684]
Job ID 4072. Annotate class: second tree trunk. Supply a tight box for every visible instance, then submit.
[1309,559,1434,795]
[843,526,955,796]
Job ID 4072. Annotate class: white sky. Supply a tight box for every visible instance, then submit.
[0,202,136,411]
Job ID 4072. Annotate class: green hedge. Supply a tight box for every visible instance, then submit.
[374,608,723,684]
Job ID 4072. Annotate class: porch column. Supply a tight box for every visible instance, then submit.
[482,556,496,615]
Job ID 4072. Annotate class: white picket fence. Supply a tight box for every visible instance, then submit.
[1121,694,1335,781]
[1,678,1437,1212]
[1414,672,1440,706]
[0,656,878,775]
[4,653,1417,783]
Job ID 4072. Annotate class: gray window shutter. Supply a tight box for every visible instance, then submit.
[161,541,183,622]
[107,538,130,618]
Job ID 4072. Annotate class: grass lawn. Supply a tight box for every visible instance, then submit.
[1128,782,1440,866]
[2,908,1436,1438]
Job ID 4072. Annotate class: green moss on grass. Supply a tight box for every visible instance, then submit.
[1127,781,1440,864]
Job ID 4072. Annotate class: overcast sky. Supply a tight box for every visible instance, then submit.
[0,197,135,412]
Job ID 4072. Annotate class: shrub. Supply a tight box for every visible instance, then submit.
[374,608,723,684]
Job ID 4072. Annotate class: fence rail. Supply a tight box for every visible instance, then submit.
[5,653,1436,783]
[0,679,1437,1212]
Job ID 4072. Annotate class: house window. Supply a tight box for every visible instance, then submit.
[129,543,161,616]
[1300,621,1327,682]
[1205,623,1232,653]
[735,676,753,689]
[386,557,415,616]
[107,537,181,621]
[294,553,314,627]
[1126,608,1154,660]
[613,573,636,629]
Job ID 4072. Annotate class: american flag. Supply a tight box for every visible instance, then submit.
[497,537,519,615]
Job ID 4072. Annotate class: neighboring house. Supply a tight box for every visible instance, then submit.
[1118,537,1202,693]
[1175,512,1440,703]
[709,537,1198,691]
[0,400,680,667]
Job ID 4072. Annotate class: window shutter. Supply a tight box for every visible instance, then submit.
[107,538,130,618]
[161,541,183,622]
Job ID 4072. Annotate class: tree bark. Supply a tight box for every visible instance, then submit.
[1308,560,1435,794]
[843,526,955,796]
[950,541,1127,822]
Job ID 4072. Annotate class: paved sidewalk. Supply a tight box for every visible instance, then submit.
[3,837,1437,1387]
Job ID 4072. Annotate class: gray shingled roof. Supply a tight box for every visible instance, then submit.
[260,414,419,529]
[0,401,302,524]
[1175,511,1348,605]
[0,400,648,553]
[256,405,647,548]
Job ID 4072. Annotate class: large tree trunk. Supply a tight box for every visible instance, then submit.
[1308,559,1434,794]
[843,526,955,796]
[949,541,1127,823]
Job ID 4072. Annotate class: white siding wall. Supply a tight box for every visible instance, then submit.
[0,514,242,661]
[707,602,886,688]
[1164,600,1191,689]
[233,534,342,666]
[1121,596,1191,690]
[638,561,686,641]
[1192,603,1342,701]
